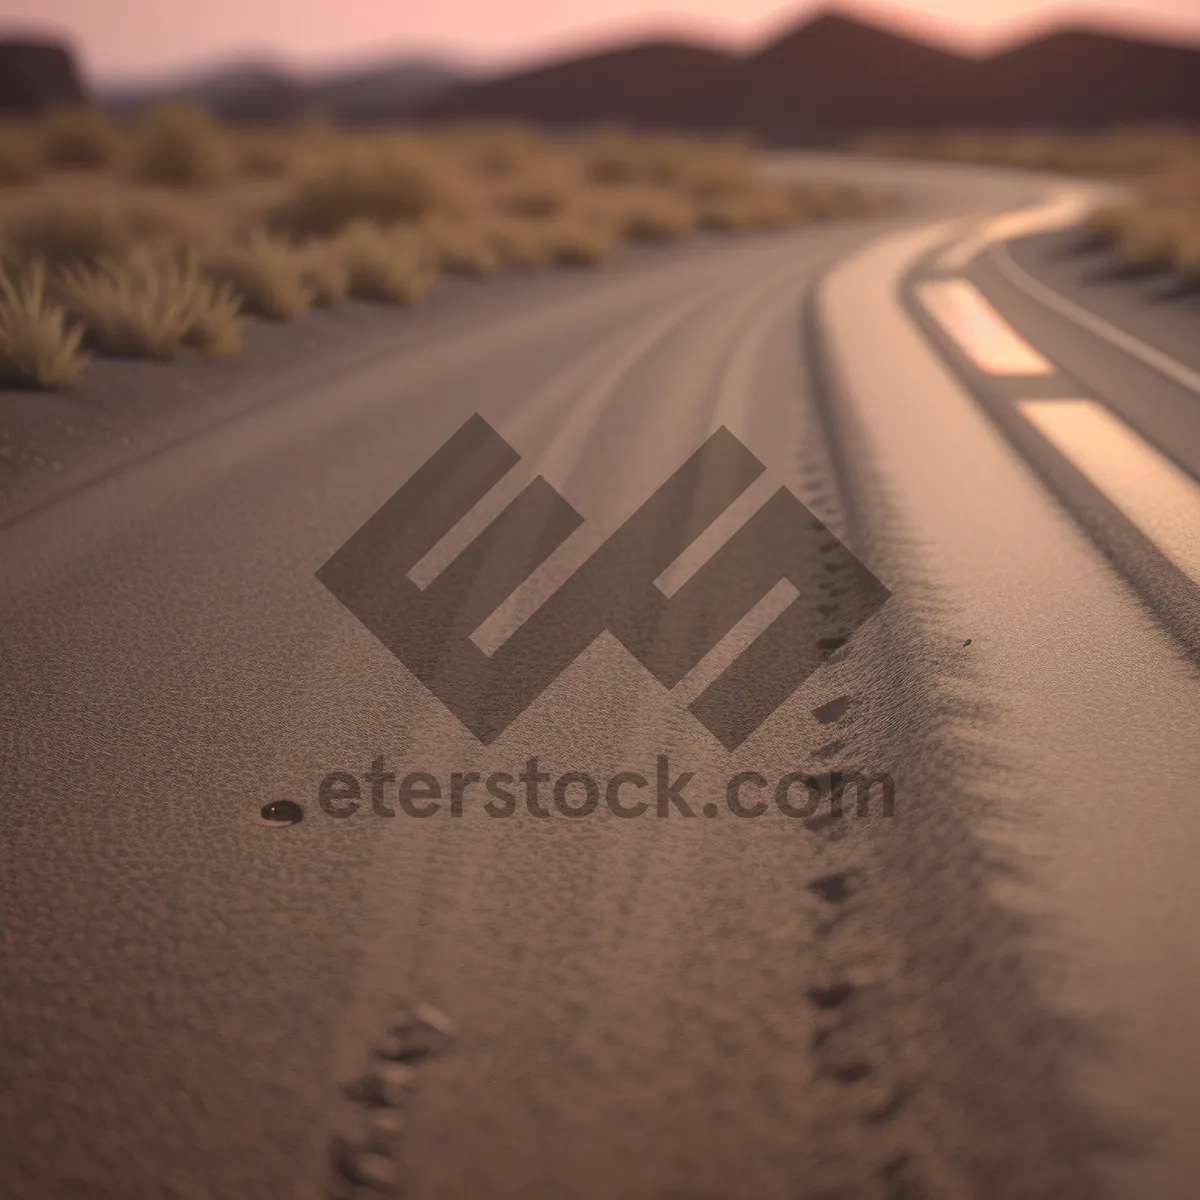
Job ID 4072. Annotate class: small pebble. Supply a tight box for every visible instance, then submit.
[367,1062,419,1106]
[340,1148,400,1190]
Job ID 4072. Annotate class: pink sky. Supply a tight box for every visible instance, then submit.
[2,0,1200,81]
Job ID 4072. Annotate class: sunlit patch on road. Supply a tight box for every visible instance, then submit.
[916,278,1054,375]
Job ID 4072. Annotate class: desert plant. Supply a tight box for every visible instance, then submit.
[696,187,793,231]
[1115,206,1195,270]
[1085,202,1139,241]
[419,214,500,275]
[482,217,553,268]
[40,106,125,169]
[623,189,697,241]
[1171,228,1200,283]
[0,123,43,185]
[447,122,542,179]
[543,218,617,266]
[269,141,464,238]
[492,168,576,220]
[236,131,302,178]
[57,246,243,358]
[4,202,133,268]
[131,102,233,187]
[0,260,89,388]
[332,220,437,303]
[298,239,350,306]
[203,231,313,319]
[2,197,219,270]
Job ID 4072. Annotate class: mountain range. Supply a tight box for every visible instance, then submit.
[70,7,1200,137]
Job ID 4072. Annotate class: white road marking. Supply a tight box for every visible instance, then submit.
[990,239,1200,400]
[1019,398,1200,584]
[915,278,1054,375]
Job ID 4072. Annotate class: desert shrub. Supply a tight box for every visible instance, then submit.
[419,214,500,275]
[543,218,617,266]
[269,141,464,238]
[57,246,243,358]
[696,187,793,231]
[331,221,437,303]
[592,185,697,241]
[0,123,43,185]
[482,217,553,268]
[584,131,755,199]
[237,131,302,178]
[445,122,542,179]
[2,197,218,269]
[785,179,888,220]
[203,231,313,319]
[493,168,576,219]
[1172,228,1200,283]
[1085,202,1138,241]
[298,239,350,306]
[40,106,125,169]
[1115,206,1195,270]
[4,202,132,267]
[131,102,233,187]
[0,260,89,388]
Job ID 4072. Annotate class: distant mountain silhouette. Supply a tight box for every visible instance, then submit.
[421,41,738,128]
[0,38,87,112]
[100,56,465,122]
[419,9,1200,140]
[24,6,1200,134]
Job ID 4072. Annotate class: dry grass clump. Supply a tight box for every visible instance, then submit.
[482,217,553,268]
[3,201,133,268]
[0,260,89,388]
[493,167,577,219]
[202,231,313,319]
[785,179,890,219]
[2,197,220,269]
[590,185,697,241]
[57,247,244,358]
[442,122,544,180]
[856,124,1200,286]
[1115,205,1198,270]
[331,221,436,303]
[236,131,304,178]
[131,102,234,187]
[542,218,618,266]
[583,131,754,196]
[0,123,43,185]
[419,213,500,275]
[269,140,466,238]
[39,106,125,169]
[696,187,793,231]
[1173,229,1200,283]
[297,239,351,306]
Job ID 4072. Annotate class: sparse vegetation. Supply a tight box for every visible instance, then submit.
[131,102,234,187]
[39,106,125,169]
[332,221,436,303]
[268,140,466,237]
[0,124,43,185]
[0,114,889,388]
[0,260,89,388]
[203,231,313,320]
[57,247,244,358]
[857,126,1200,286]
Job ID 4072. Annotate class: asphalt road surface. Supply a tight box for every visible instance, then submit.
[2,156,1199,1200]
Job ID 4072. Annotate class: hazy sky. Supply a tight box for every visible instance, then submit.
[3,0,1200,82]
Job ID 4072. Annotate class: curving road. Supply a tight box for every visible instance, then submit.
[1,157,1198,1200]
